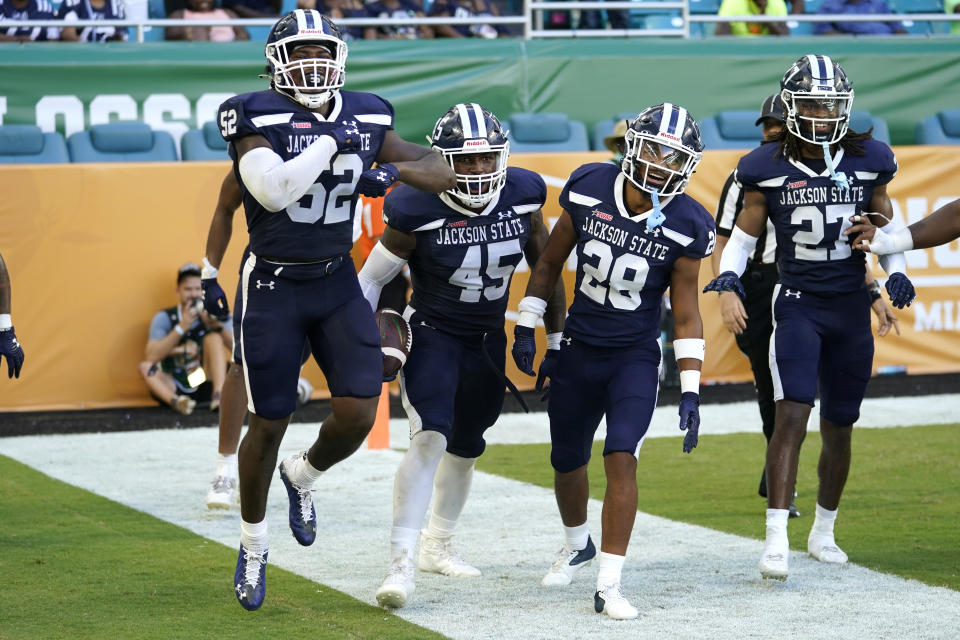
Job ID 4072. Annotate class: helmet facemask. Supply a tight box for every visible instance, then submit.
[621,132,700,198]
[782,89,853,145]
[267,38,347,109]
[439,140,509,208]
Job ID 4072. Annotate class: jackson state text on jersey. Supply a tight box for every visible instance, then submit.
[384,167,546,336]
[559,163,715,347]
[736,139,897,295]
[218,89,394,260]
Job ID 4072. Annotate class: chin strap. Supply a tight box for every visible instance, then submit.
[821,142,849,189]
[646,189,665,233]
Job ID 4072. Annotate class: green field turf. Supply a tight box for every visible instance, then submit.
[478,424,960,591]
[0,455,443,640]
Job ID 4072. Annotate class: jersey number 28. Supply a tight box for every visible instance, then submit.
[579,239,650,311]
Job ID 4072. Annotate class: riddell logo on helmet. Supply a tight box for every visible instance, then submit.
[298,29,325,34]
[658,132,682,143]
[463,139,490,149]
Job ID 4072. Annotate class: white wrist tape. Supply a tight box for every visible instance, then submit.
[869,225,914,256]
[878,250,907,277]
[673,338,705,362]
[0,314,11,330]
[717,226,759,277]
[238,136,337,212]
[546,332,562,350]
[358,242,408,311]
[201,257,218,279]
[517,296,547,328]
[679,369,701,395]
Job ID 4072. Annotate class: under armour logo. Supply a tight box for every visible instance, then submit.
[375,170,390,183]
[498,211,514,219]
[646,226,662,237]
[784,289,801,299]
[256,280,275,290]
[235,583,243,595]
[561,336,572,346]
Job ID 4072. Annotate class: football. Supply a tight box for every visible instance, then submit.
[376,308,412,380]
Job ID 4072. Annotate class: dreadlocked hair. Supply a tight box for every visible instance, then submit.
[775,126,874,162]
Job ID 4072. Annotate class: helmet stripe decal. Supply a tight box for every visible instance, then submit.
[660,102,675,135]
[470,103,487,138]
[455,103,475,138]
[295,9,307,30]
[674,106,688,138]
[304,9,315,29]
[820,55,834,81]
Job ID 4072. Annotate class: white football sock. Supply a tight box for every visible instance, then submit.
[766,508,790,543]
[426,452,476,539]
[812,503,838,537]
[596,552,626,589]
[292,453,324,488]
[390,526,419,562]
[563,522,590,552]
[240,519,268,553]
[393,430,446,533]
[216,453,237,479]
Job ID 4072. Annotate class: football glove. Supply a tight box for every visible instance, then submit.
[535,348,559,402]
[511,325,537,376]
[702,271,746,300]
[885,272,916,309]
[357,163,400,197]
[202,277,230,321]
[0,327,24,379]
[678,391,700,453]
[327,122,362,152]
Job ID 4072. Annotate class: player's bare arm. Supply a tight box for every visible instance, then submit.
[711,233,748,335]
[376,130,456,193]
[0,252,10,316]
[848,197,960,253]
[204,171,243,270]
[671,256,705,375]
[523,210,577,302]
[522,210,566,334]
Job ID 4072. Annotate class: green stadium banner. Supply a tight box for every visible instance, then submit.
[1,38,960,147]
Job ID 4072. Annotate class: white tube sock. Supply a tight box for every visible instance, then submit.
[240,519,268,552]
[596,552,626,589]
[426,452,476,540]
[563,522,590,552]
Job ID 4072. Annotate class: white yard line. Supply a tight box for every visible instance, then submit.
[2,394,958,640]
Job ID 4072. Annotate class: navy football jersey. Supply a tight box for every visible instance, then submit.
[1,0,58,40]
[218,89,394,260]
[736,139,897,295]
[385,167,546,336]
[560,163,715,347]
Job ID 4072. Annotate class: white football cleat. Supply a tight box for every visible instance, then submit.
[376,554,415,609]
[418,532,481,577]
[206,476,236,510]
[594,583,639,620]
[541,536,596,586]
[808,534,848,564]
[759,538,789,581]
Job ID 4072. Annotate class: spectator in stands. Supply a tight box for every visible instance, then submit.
[0,0,60,41]
[301,0,366,40]
[364,0,433,39]
[58,0,128,41]
[814,0,907,34]
[0,251,25,380]
[139,262,233,416]
[948,0,960,34]
[716,0,789,35]
[429,0,508,38]
[221,0,280,18]
[577,2,627,30]
[166,0,249,40]
[603,119,628,165]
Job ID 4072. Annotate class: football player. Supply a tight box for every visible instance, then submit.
[0,251,25,379]
[704,55,915,581]
[847,197,960,253]
[512,103,715,620]
[215,10,455,611]
[357,103,565,609]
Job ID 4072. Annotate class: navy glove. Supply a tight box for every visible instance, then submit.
[512,325,537,376]
[535,348,559,402]
[357,163,400,197]
[885,272,916,309]
[327,122,362,152]
[702,270,746,300]
[0,327,24,379]
[202,277,230,321]
[678,391,700,453]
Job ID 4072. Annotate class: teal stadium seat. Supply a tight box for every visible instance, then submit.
[507,113,590,152]
[698,111,760,149]
[849,110,891,144]
[591,112,636,152]
[68,122,178,163]
[0,125,69,164]
[891,0,943,11]
[689,0,720,13]
[181,120,230,161]
[916,109,960,144]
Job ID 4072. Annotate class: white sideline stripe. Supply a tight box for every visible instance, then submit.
[0,403,958,640]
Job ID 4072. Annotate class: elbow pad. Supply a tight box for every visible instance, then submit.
[717,226,758,277]
[238,136,338,212]
[358,242,407,311]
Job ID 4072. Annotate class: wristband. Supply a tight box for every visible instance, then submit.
[201,257,218,279]
[546,332,562,350]
[673,338,705,362]
[679,369,701,394]
[174,324,185,336]
[517,296,547,329]
[0,314,11,330]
